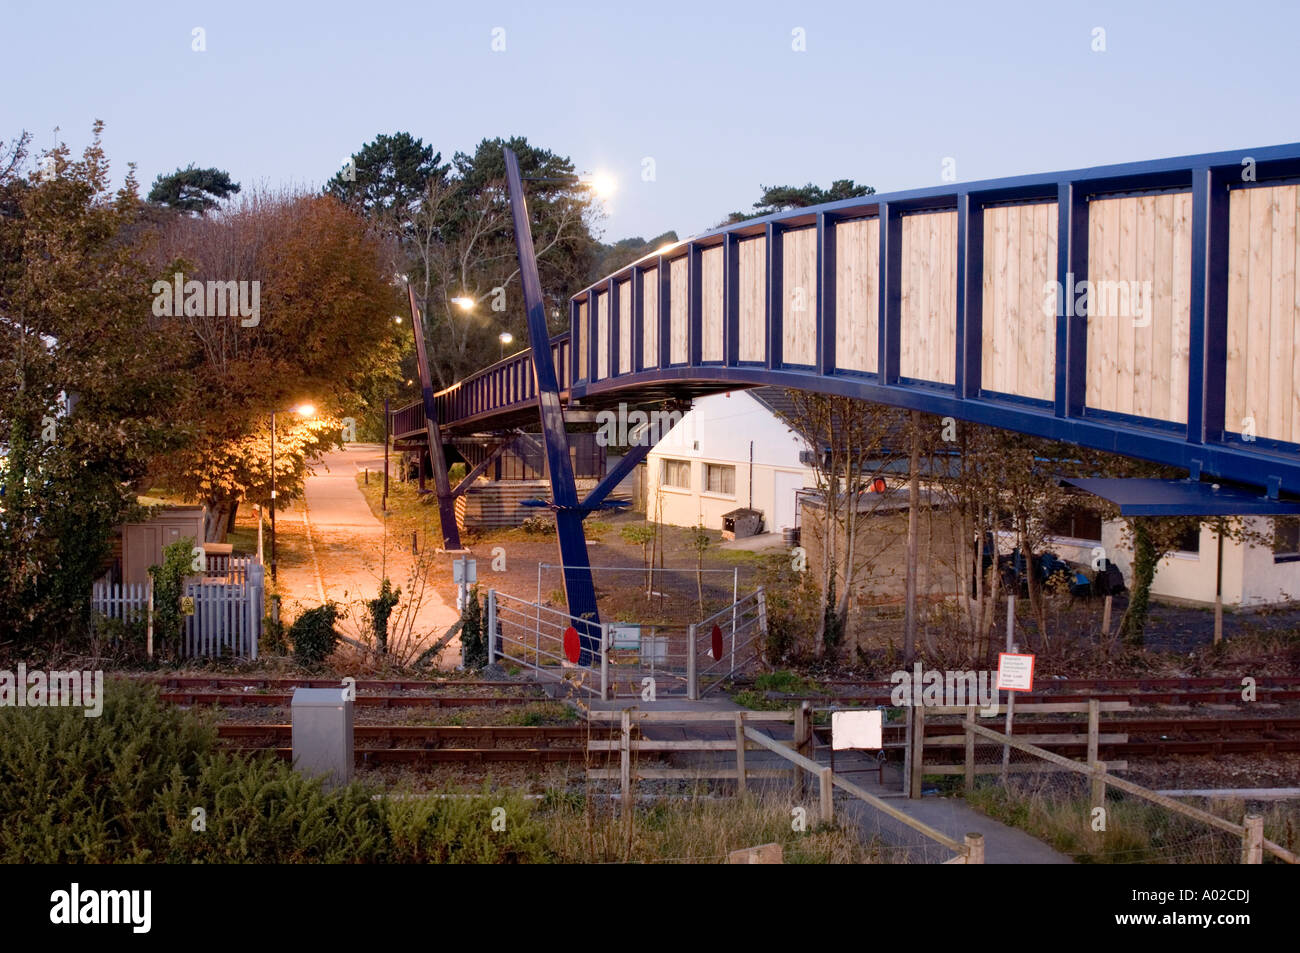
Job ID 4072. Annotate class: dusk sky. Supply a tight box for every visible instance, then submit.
[3,0,1297,242]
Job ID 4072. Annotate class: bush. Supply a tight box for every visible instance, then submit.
[290,602,340,666]
[148,536,196,655]
[367,579,400,654]
[460,585,485,669]
[520,515,555,536]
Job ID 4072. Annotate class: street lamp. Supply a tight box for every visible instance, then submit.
[499,331,513,360]
[269,403,315,581]
[451,296,474,311]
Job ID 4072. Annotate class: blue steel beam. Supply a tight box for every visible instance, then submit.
[407,284,462,551]
[581,441,653,512]
[503,148,601,666]
[449,436,513,497]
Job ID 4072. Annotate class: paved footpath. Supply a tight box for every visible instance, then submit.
[586,694,1072,864]
[276,443,459,667]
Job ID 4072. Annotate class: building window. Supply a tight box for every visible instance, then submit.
[1274,517,1300,563]
[704,463,735,496]
[1174,523,1201,555]
[661,458,691,489]
[1046,509,1103,542]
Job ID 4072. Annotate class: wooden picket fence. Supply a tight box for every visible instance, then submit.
[90,557,264,660]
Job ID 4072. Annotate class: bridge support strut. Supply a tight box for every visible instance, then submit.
[504,148,602,665]
[406,285,463,552]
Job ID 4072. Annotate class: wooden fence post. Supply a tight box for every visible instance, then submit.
[1242,813,1263,864]
[734,712,747,796]
[793,702,810,799]
[964,832,984,864]
[818,766,833,824]
[1087,697,1104,810]
[964,706,976,793]
[620,710,632,818]
[910,705,925,799]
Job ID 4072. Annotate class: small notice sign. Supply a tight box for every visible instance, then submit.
[996,653,1036,692]
[831,710,883,750]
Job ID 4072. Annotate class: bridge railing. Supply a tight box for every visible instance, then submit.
[390,332,570,438]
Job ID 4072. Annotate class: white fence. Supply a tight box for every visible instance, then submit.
[90,556,264,659]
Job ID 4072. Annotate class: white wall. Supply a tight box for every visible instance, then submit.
[1047,516,1300,607]
[645,391,816,529]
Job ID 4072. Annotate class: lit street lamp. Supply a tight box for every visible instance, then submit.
[269,403,315,581]
[499,331,513,360]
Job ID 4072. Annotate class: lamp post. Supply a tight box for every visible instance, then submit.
[269,403,315,581]
[499,331,513,360]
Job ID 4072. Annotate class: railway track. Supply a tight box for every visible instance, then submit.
[136,675,539,692]
[160,692,543,708]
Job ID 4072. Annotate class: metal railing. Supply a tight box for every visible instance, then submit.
[692,587,767,699]
[488,589,603,697]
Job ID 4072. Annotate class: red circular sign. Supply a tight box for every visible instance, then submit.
[872,477,887,493]
[711,623,723,660]
[563,626,582,663]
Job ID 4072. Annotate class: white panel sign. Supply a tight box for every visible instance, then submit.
[453,558,477,585]
[996,653,1036,692]
[832,709,882,750]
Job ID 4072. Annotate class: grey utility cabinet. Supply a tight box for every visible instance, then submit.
[291,687,354,788]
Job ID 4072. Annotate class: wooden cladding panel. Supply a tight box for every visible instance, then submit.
[899,210,958,385]
[700,245,724,362]
[595,290,609,380]
[1086,193,1191,424]
[670,257,689,364]
[738,236,766,362]
[782,227,817,366]
[577,301,588,380]
[834,217,879,373]
[981,202,1057,401]
[1226,183,1300,443]
[618,279,632,374]
[641,267,659,368]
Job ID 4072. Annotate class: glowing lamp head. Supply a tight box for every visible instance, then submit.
[451,296,474,311]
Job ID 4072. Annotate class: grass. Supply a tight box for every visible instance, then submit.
[732,669,826,709]
[965,781,1300,864]
[356,472,441,543]
[503,702,580,726]
[537,790,886,863]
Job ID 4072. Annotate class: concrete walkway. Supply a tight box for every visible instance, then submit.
[277,443,458,666]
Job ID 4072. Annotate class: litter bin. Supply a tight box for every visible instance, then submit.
[291,687,353,788]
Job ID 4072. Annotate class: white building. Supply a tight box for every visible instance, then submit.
[644,389,816,533]
[1043,511,1300,608]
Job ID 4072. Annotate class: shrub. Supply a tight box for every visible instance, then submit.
[367,578,400,654]
[148,536,196,655]
[291,602,340,666]
[460,585,485,669]
[520,515,555,536]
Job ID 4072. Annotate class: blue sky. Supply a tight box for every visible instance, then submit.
[2,0,1297,241]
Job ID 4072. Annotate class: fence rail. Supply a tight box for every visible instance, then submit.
[588,707,979,864]
[962,717,1295,864]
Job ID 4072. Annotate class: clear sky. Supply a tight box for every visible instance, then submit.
[2,0,1297,242]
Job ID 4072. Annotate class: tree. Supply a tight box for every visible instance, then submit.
[331,131,602,387]
[592,231,679,281]
[775,392,907,658]
[721,179,875,225]
[0,123,188,645]
[148,165,240,214]
[146,187,403,536]
[325,132,446,228]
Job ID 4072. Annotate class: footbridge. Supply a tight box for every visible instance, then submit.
[393,143,1300,662]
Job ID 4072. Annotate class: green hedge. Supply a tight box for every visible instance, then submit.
[0,680,550,863]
